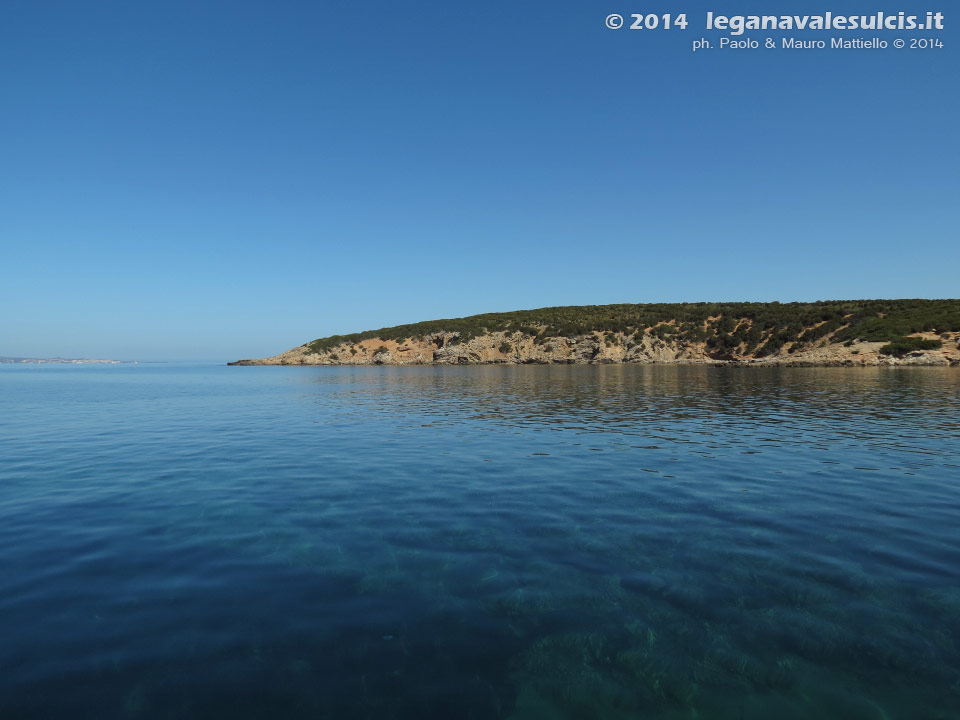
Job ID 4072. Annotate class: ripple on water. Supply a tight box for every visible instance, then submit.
[0,364,958,719]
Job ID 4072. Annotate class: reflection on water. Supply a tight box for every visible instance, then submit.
[1,365,958,719]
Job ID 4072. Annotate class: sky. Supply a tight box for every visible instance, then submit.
[1,0,956,361]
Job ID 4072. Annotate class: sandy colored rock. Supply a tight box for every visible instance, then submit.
[230,330,960,368]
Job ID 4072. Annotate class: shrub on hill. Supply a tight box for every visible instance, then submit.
[878,337,942,357]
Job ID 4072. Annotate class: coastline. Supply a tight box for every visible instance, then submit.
[229,330,959,368]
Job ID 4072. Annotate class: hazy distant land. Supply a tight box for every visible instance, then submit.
[0,357,131,365]
[231,299,960,367]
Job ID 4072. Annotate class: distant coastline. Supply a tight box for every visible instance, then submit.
[230,300,960,368]
[0,357,134,365]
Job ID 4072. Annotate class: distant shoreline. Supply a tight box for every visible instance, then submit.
[0,357,136,365]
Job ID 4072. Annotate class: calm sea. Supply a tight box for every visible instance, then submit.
[1,364,958,719]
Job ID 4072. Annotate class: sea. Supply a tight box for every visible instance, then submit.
[1,363,958,719]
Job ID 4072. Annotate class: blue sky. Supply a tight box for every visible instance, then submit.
[1,1,956,361]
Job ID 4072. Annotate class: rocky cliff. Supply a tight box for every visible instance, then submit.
[231,325,960,367]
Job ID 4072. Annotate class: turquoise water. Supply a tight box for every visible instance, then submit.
[1,364,959,719]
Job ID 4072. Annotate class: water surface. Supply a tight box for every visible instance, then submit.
[1,364,958,718]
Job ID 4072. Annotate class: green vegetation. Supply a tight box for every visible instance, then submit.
[879,337,942,357]
[498,342,512,354]
[304,299,959,358]
[374,345,390,355]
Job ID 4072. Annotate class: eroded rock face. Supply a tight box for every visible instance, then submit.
[230,330,960,368]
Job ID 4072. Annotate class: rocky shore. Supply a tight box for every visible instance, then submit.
[230,329,960,367]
